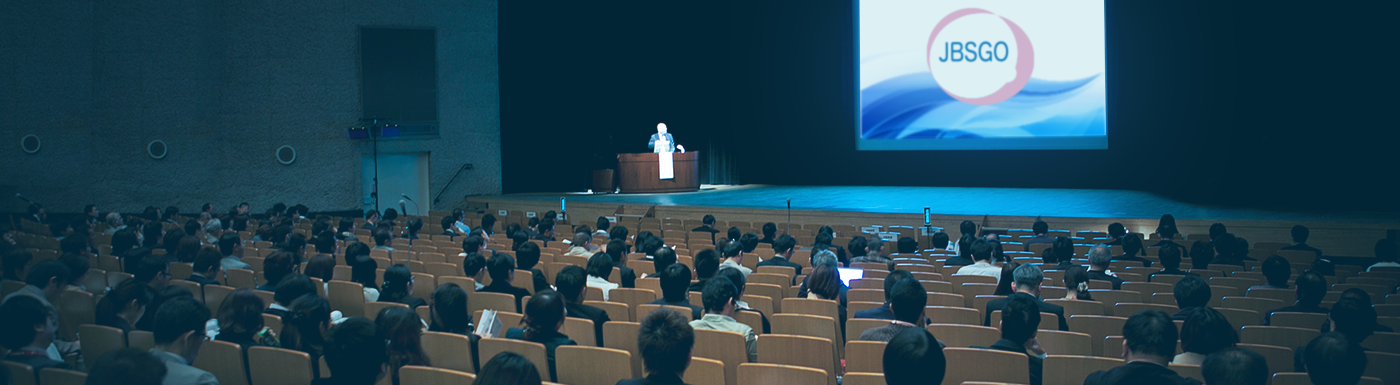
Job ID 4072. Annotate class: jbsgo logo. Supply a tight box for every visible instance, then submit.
[925,8,1034,105]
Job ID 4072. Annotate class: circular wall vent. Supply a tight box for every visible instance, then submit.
[21,135,41,154]
[147,140,168,159]
[276,145,296,165]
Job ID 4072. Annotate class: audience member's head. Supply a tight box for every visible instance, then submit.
[1329,298,1377,346]
[216,288,265,337]
[376,306,429,378]
[638,308,695,377]
[882,270,915,302]
[586,253,613,281]
[273,273,316,307]
[132,254,170,290]
[1257,256,1289,288]
[59,251,91,287]
[1209,223,1227,240]
[773,234,797,257]
[462,252,487,279]
[721,240,743,260]
[96,278,153,328]
[606,239,628,263]
[1122,233,1144,256]
[462,235,486,255]
[218,232,242,256]
[811,249,839,268]
[1163,271,1205,309]
[304,255,334,282]
[1376,238,1398,263]
[1122,310,1177,363]
[726,227,740,242]
[0,295,57,351]
[1000,293,1041,344]
[1012,263,1044,294]
[1049,237,1074,264]
[659,263,692,302]
[430,283,471,334]
[806,264,842,300]
[152,297,211,362]
[85,348,168,385]
[701,278,738,315]
[867,237,885,257]
[1108,223,1126,238]
[1295,271,1328,306]
[379,264,417,304]
[1303,332,1367,385]
[324,317,390,382]
[596,217,611,233]
[739,233,759,253]
[994,261,1021,296]
[653,247,678,273]
[1159,243,1183,270]
[1181,307,1238,356]
[883,328,946,385]
[488,253,517,284]
[521,290,566,340]
[761,222,777,239]
[931,231,950,249]
[1292,225,1311,244]
[1190,240,1215,269]
[694,249,720,279]
[609,225,629,242]
[350,252,379,290]
[1084,245,1111,269]
[1032,220,1049,236]
[897,237,918,254]
[554,265,588,303]
[473,352,542,385]
[1202,347,1269,385]
[715,267,747,298]
[889,277,928,325]
[516,242,541,271]
[282,294,331,354]
[849,236,868,258]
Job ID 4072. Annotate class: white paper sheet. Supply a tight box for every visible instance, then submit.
[659,152,674,179]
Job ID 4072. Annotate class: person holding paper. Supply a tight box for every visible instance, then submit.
[647,123,685,153]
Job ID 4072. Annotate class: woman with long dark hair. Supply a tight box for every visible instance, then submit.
[214,288,278,350]
[504,290,576,382]
[376,307,431,385]
[994,261,1021,296]
[281,294,331,378]
[378,264,426,308]
[95,279,153,333]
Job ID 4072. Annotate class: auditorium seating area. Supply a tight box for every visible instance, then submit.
[3,210,1398,385]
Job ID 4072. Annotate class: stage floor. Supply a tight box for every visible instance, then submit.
[489,184,1399,223]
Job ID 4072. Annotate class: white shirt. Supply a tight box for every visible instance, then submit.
[956,261,1002,281]
[720,259,752,276]
[586,275,618,301]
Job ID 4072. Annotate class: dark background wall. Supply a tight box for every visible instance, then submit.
[1,0,501,214]
[501,0,1399,213]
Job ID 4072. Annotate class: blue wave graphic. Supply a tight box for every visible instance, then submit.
[860,73,1105,139]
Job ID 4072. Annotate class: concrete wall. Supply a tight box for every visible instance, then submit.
[0,0,500,214]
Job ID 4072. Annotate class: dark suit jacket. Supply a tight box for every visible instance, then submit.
[1088,270,1123,290]
[617,373,688,385]
[983,296,1068,331]
[756,257,803,279]
[687,278,709,293]
[566,301,611,346]
[853,303,896,320]
[649,297,703,320]
[528,268,551,293]
[981,339,1042,385]
[1083,361,1202,385]
[479,281,533,313]
[617,266,638,288]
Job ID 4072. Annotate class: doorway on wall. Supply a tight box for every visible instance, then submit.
[362,152,431,216]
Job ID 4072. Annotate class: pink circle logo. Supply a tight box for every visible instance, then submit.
[925,8,1034,105]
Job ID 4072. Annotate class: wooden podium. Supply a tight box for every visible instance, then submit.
[617,152,699,194]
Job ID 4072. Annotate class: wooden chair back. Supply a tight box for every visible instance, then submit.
[926,306,980,325]
[1361,332,1400,354]
[398,365,475,384]
[470,292,520,315]
[1112,303,1178,317]
[602,321,644,378]
[562,317,596,347]
[555,346,633,385]
[227,268,257,289]
[127,330,154,351]
[841,373,884,385]
[57,290,95,341]
[1239,326,1320,349]
[941,348,1030,385]
[38,368,86,385]
[365,302,410,322]
[3,361,35,385]
[683,357,727,385]
[1270,312,1327,330]
[248,346,315,385]
[925,324,998,348]
[1220,297,1284,318]
[77,324,126,368]
[609,288,658,321]
[757,334,837,385]
[421,331,476,374]
[328,280,367,317]
[1035,330,1093,356]
[844,340,887,373]
[479,338,550,381]
[1046,299,1109,317]
[437,276,477,294]
[203,284,236,314]
[1213,307,1262,328]
[1363,351,1399,384]
[584,301,632,323]
[769,314,842,371]
[1068,315,1128,356]
[1042,355,1122,385]
[192,340,251,385]
[1235,343,1293,378]
[692,329,749,385]
[1272,373,1382,385]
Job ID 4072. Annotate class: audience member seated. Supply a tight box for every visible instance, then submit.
[690,278,758,363]
[619,309,697,385]
[1293,298,1377,372]
[994,261,1021,296]
[883,328,947,385]
[480,253,532,312]
[715,267,771,334]
[855,270,915,321]
[1244,256,1290,291]
[1188,241,1215,270]
[1085,245,1123,290]
[474,352,542,385]
[515,242,553,293]
[691,215,720,244]
[803,263,847,328]
[188,247,223,287]
[859,277,928,342]
[2,250,32,281]
[1041,237,1076,270]
[1115,234,1154,267]
[150,296,218,385]
[896,236,918,254]
[848,236,869,262]
[1173,307,1237,365]
[57,250,90,293]
[605,239,639,287]
[0,295,73,379]
[1323,289,1393,332]
[378,264,428,309]
[348,247,382,302]
[649,264,703,320]
[1172,275,1212,320]
[1212,233,1243,266]
[505,290,577,382]
[585,252,620,301]
[214,288,276,352]
[1264,271,1328,325]
[554,265,610,346]
[1201,347,1269,385]
[851,237,891,265]
[376,307,429,385]
[566,233,593,256]
[87,347,169,385]
[97,279,154,333]
[1022,220,1055,251]
[756,234,803,278]
[1084,310,1202,385]
[1149,244,1191,283]
[717,240,752,277]
[316,317,389,385]
[1280,225,1324,257]
[688,249,720,292]
[976,293,1045,385]
[984,264,1068,331]
[1153,225,1189,250]
[1369,239,1400,272]
[956,238,1001,279]
[218,233,251,271]
[812,228,849,265]
[142,285,195,333]
[461,252,488,291]
[372,228,395,252]
[258,251,295,291]
[283,294,332,378]
[1302,332,1367,385]
[265,274,314,319]
[304,256,334,291]
[652,247,678,275]
[798,250,849,307]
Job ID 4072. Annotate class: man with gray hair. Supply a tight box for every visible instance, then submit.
[202,219,222,245]
[1086,245,1123,290]
[103,212,126,235]
[981,264,1068,330]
